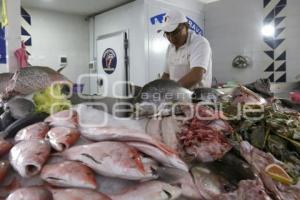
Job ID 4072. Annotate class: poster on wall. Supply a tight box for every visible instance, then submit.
[0,26,6,64]
[102,48,117,75]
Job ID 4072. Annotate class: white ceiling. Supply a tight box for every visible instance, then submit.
[198,0,220,3]
[21,0,220,16]
[21,0,134,16]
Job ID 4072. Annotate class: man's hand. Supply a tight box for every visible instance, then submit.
[178,67,205,89]
[161,73,170,80]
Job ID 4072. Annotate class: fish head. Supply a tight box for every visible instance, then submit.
[6,187,53,200]
[140,157,159,180]
[45,110,78,128]
[9,140,51,177]
[41,161,97,189]
[133,80,193,117]
[47,127,80,151]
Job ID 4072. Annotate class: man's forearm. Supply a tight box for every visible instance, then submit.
[178,67,204,89]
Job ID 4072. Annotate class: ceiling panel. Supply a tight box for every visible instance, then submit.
[198,0,220,3]
[21,0,134,16]
[21,0,221,16]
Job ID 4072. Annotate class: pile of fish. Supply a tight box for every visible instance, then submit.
[224,87,300,185]
[0,66,72,139]
[0,106,189,200]
[1,75,300,200]
[139,82,300,199]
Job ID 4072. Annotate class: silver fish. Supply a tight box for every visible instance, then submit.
[15,122,49,142]
[110,181,182,200]
[5,98,35,119]
[46,127,80,151]
[41,161,97,189]
[9,140,51,177]
[134,79,192,117]
[51,188,111,200]
[60,141,158,181]
[1,66,71,101]
[6,187,53,200]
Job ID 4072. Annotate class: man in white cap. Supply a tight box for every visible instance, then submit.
[159,10,212,89]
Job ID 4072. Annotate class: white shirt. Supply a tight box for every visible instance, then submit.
[164,31,212,88]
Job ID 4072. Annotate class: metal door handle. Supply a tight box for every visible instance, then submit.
[97,79,103,86]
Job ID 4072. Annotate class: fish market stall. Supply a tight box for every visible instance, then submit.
[0,68,300,200]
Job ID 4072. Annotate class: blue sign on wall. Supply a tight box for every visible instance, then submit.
[102,48,117,75]
[0,26,6,64]
[150,13,204,36]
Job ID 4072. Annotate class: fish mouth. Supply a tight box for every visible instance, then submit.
[50,141,67,152]
[56,143,67,152]
[25,164,40,176]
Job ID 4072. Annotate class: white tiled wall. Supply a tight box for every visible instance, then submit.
[25,8,90,93]
[205,0,300,84]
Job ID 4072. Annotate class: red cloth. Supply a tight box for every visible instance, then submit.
[14,42,28,68]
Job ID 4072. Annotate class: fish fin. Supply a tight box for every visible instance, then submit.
[57,66,66,73]
[5,71,20,96]
[129,147,145,174]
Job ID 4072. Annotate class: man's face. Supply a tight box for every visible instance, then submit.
[164,24,188,47]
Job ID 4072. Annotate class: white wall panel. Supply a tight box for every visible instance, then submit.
[25,8,90,91]
[205,0,300,84]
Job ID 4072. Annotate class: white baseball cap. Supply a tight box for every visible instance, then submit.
[158,10,188,33]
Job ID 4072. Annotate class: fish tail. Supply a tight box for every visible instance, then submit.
[57,66,66,73]
[129,147,145,174]
[5,71,19,94]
